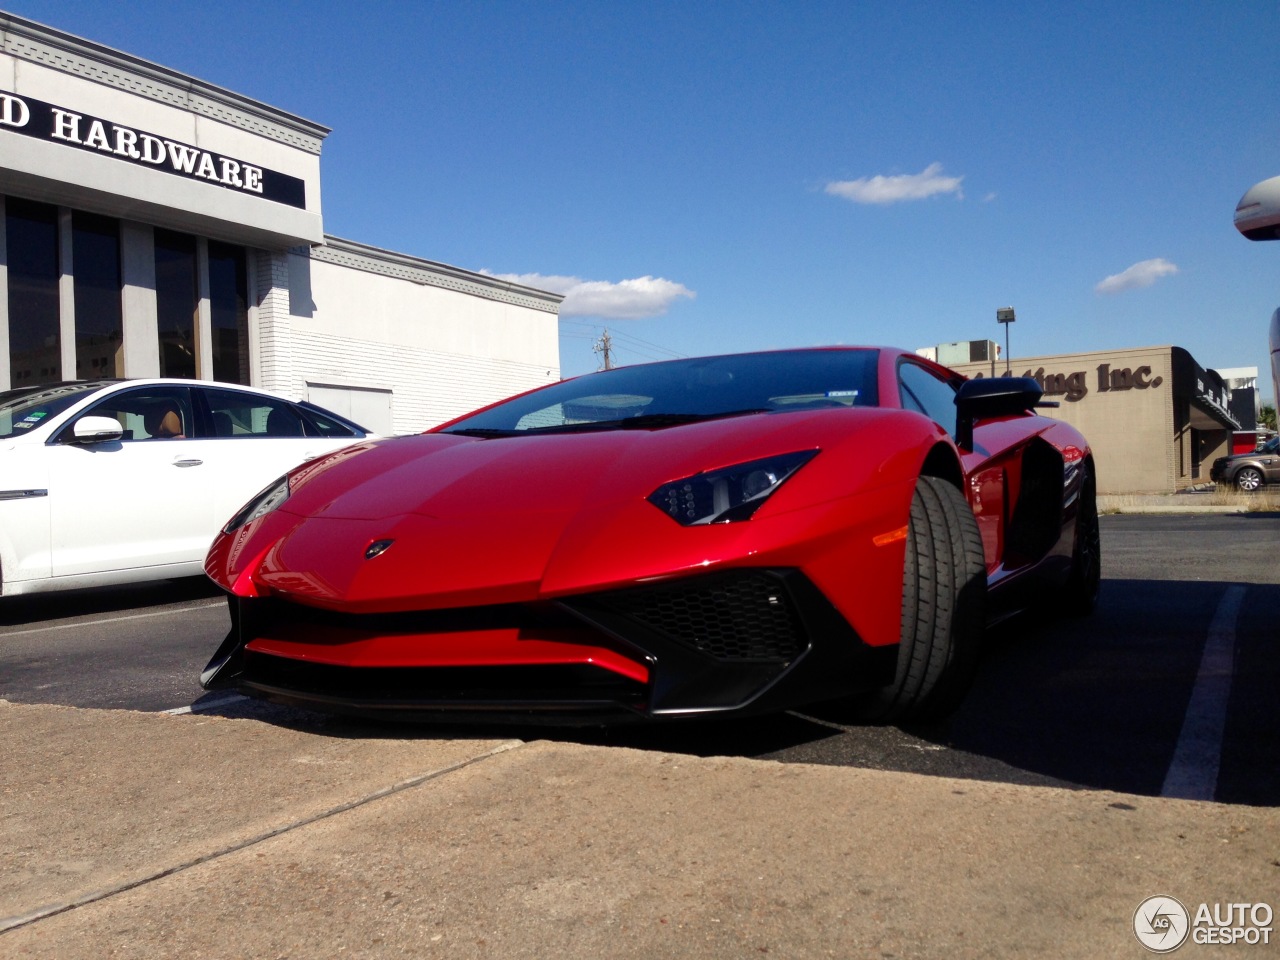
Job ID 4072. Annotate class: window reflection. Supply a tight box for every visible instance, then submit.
[5,208,253,387]
[154,228,197,379]
[209,241,249,385]
[73,211,123,379]
[6,198,61,385]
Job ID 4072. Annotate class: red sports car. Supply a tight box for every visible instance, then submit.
[200,348,1098,724]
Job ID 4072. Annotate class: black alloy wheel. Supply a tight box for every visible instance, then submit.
[856,476,986,723]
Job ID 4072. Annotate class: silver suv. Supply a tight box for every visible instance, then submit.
[1210,435,1280,491]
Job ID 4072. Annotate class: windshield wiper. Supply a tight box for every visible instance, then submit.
[615,409,770,429]
[444,427,522,438]
[445,409,769,439]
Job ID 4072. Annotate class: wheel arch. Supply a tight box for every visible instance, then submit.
[918,441,964,490]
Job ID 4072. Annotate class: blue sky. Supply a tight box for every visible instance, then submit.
[9,1,1280,399]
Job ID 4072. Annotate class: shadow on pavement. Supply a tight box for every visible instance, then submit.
[0,576,223,627]
[187,576,1279,806]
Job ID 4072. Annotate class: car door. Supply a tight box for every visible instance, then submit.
[901,363,1063,582]
[194,385,349,528]
[44,385,220,577]
[897,360,1014,575]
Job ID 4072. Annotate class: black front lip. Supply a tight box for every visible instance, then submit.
[201,568,897,724]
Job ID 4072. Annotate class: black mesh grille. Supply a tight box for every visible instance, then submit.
[589,571,807,662]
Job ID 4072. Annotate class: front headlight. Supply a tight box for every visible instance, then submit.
[223,475,291,534]
[648,450,818,526]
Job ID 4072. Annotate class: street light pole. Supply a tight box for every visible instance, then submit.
[996,306,1016,375]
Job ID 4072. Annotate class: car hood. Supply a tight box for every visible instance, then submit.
[1218,450,1270,462]
[221,408,914,611]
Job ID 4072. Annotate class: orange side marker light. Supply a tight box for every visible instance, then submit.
[873,525,909,547]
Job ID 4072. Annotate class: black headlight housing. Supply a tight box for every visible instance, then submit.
[647,450,818,526]
[223,475,291,534]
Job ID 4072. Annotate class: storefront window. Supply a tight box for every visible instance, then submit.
[154,229,198,379]
[208,241,249,385]
[72,211,123,379]
[5,198,61,385]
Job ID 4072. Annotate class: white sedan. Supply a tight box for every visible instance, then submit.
[0,379,373,596]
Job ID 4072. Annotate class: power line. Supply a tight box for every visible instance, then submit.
[564,319,687,369]
[607,328,686,360]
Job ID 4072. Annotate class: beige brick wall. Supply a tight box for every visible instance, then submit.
[948,346,1179,494]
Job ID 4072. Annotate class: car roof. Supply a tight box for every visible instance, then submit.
[5,378,303,403]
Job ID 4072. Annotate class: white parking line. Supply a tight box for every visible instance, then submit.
[1160,584,1245,802]
[0,600,225,639]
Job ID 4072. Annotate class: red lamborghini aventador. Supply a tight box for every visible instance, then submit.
[200,347,1098,723]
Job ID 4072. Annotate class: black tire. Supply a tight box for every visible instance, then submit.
[1235,467,1264,493]
[857,476,986,723]
[1062,461,1101,616]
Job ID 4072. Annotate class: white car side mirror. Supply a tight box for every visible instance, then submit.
[70,415,125,444]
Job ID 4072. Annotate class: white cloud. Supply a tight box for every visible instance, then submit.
[825,163,964,205]
[486,272,582,296]
[483,272,695,319]
[1094,258,1179,295]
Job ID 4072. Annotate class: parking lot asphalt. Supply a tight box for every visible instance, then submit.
[3,699,1278,959]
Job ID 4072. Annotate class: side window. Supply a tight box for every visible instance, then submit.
[898,362,959,436]
[297,403,359,438]
[202,387,307,438]
[76,386,195,441]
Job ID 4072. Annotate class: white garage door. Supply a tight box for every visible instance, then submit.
[306,383,394,436]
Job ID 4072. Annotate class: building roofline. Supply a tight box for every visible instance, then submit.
[948,344,1180,367]
[314,236,565,314]
[0,12,330,153]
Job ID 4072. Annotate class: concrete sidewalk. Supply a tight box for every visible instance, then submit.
[3,701,1276,958]
[1099,489,1280,515]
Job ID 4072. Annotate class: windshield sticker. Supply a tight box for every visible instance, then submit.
[825,390,859,398]
[14,420,35,429]
[22,412,47,422]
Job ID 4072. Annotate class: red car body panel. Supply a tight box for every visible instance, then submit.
[208,408,938,645]
[200,347,1095,723]
[248,625,652,684]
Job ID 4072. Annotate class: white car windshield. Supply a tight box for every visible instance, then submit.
[0,382,111,439]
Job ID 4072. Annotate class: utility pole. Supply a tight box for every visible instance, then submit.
[593,328,614,370]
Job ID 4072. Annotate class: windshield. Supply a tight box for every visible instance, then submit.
[0,382,112,439]
[1260,436,1280,454]
[443,349,880,435]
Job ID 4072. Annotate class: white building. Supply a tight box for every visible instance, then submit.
[0,12,561,435]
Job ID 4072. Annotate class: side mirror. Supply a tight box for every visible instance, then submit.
[69,415,125,444]
[954,377,1043,450]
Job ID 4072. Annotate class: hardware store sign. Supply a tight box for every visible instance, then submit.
[0,90,304,208]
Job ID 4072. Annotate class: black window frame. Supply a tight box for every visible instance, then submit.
[896,358,962,437]
[195,385,327,440]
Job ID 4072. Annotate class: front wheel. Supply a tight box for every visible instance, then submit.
[1235,467,1264,493]
[856,476,986,724]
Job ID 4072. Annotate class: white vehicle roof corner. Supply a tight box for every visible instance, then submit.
[1235,175,1280,241]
